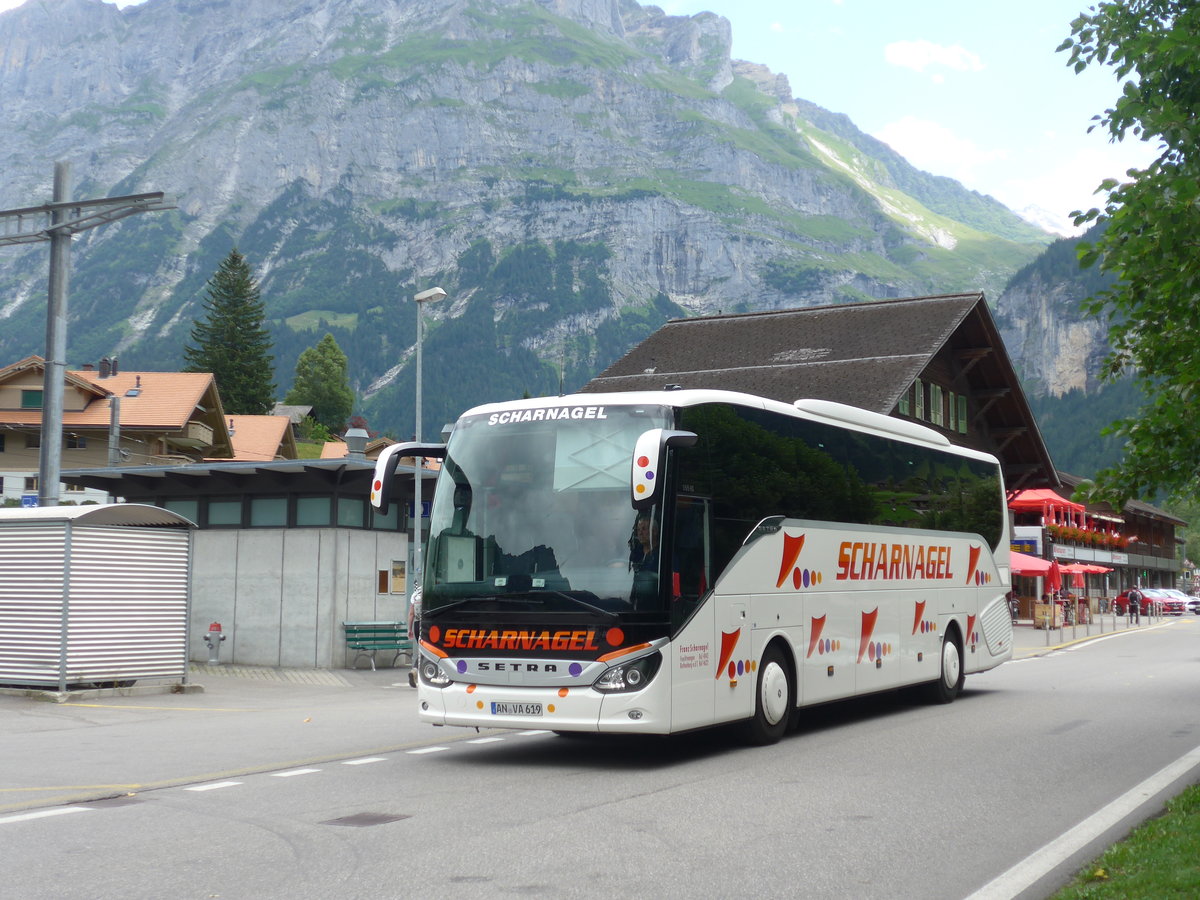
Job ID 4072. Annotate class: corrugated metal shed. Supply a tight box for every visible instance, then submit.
[0,504,195,690]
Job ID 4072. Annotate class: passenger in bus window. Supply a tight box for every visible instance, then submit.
[629,511,660,607]
[630,511,659,571]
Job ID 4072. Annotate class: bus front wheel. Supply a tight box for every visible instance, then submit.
[925,631,964,704]
[744,645,791,745]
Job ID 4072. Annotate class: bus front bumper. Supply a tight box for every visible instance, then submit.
[417,679,671,734]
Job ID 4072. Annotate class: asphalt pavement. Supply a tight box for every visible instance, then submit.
[0,612,1181,816]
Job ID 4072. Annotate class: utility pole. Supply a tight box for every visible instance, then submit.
[0,161,173,505]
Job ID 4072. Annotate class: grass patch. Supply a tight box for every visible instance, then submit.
[295,441,327,460]
[1052,782,1200,898]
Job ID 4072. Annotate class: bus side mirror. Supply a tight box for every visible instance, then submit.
[631,429,697,510]
[370,441,448,514]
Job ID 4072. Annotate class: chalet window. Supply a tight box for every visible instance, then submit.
[25,433,40,449]
[914,379,925,420]
[0,434,5,452]
[957,395,968,434]
[898,385,911,416]
[21,390,43,409]
[930,384,944,427]
[24,476,38,492]
[948,391,957,431]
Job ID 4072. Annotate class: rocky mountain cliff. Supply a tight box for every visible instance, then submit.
[994,224,1114,399]
[0,0,1061,437]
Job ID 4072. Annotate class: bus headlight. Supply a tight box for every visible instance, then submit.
[419,658,450,688]
[592,651,662,693]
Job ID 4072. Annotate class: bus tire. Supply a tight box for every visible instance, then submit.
[925,629,964,704]
[744,645,792,745]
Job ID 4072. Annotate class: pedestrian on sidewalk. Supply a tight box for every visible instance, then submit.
[407,582,422,688]
[1128,586,1142,624]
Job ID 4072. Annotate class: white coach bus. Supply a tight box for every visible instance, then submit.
[371,389,1013,744]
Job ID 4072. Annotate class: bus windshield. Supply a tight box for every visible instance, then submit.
[422,403,673,618]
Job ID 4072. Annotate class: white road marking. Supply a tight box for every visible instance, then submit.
[270,768,321,778]
[406,746,449,755]
[468,737,504,744]
[519,730,551,736]
[183,781,242,792]
[0,807,92,825]
[342,757,386,765]
[966,742,1200,899]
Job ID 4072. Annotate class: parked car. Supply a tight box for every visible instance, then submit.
[1159,593,1188,616]
[1160,589,1200,615]
[1113,588,1172,616]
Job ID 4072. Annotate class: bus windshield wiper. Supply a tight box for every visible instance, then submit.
[426,594,559,617]
[504,590,621,622]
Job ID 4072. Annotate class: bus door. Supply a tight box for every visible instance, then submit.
[669,495,718,732]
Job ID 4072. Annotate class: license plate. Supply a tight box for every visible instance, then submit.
[491,701,542,716]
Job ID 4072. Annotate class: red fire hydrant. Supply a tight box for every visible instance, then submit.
[204,621,227,664]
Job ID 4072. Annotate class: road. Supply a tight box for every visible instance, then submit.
[3,619,1198,899]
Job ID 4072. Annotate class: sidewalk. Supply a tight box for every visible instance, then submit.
[1010,610,1176,659]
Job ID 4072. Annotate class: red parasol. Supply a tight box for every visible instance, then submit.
[1047,560,1063,592]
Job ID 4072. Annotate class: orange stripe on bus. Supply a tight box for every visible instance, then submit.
[421,639,448,658]
[597,642,651,663]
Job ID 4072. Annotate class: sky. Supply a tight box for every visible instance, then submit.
[661,0,1159,235]
[0,0,1160,236]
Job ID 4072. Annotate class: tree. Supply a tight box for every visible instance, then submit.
[285,333,355,432]
[1060,2,1200,506]
[183,248,276,414]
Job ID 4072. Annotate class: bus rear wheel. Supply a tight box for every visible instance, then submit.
[744,645,791,745]
[925,631,964,704]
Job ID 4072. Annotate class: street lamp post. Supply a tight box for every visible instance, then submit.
[411,286,446,610]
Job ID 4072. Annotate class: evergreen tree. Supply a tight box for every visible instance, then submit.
[183,248,276,414]
[285,333,355,432]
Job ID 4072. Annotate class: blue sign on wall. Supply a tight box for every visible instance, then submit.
[20,495,38,508]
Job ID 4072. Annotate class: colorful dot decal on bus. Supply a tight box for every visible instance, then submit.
[569,662,583,677]
[965,545,992,585]
[429,625,441,643]
[857,608,880,664]
[912,600,937,635]
[775,532,823,591]
[714,628,741,680]
[457,660,468,674]
[605,627,625,647]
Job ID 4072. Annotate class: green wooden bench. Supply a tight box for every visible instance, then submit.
[342,621,412,671]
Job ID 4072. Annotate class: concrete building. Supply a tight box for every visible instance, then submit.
[62,456,427,669]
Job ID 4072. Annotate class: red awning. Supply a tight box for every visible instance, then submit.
[1010,550,1052,575]
[1009,488,1086,514]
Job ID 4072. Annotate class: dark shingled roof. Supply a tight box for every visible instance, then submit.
[582,293,1058,490]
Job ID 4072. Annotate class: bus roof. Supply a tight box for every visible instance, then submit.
[456,389,999,463]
